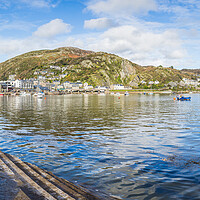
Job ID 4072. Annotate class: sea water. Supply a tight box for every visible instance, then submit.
[0,94,199,199]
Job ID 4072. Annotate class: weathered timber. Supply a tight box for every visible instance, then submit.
[0,150,106,200]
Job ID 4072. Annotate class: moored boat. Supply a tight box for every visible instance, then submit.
[37,92,44,98]
[124,91,129,96]
[176,95,191,101]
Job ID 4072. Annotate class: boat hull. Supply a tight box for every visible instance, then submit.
[177,96,191,101]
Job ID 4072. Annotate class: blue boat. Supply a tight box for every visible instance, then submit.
[176,95,191,101]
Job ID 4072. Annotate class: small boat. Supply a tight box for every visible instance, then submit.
[37,92,44,98]
[176,95,191,101]
[20,91,27,96]
[124,91,129,96]
[115,92,120,96]
[98,93,106,96]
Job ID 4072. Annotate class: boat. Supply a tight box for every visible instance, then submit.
[98,92,106,96]
[115,92,120,96]
[176,95,191,101]
[37,92,44,98]
[20,91,27,96]
[124,91,129,96]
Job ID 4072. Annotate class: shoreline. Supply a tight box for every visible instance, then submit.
[0,90,199,96]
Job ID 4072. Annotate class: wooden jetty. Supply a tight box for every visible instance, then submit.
[0,150,107,200]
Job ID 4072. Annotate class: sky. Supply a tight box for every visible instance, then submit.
[0,0,200,69]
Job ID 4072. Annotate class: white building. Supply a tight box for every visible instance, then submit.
[14,80,23,88]
[141,80,146,84]
[8,74,16,80]
[148,81,154,85]
[182,78,199,86]
[59,74,67,79]
[111,84,125,90]
[38,76,46,80]
[76,81,83,88]
[63,81,71,89]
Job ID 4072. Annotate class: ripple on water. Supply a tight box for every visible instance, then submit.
[0,94,200,199]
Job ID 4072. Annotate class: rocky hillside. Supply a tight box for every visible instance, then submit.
[0,47,197,87]
[181,69,200,74]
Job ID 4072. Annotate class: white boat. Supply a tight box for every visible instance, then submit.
[124,91,129,96]
[20,91,27,96]
[98,93,106,96]
[37,92,44,98]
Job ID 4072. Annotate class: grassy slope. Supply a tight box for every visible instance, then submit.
[0,47,197,86]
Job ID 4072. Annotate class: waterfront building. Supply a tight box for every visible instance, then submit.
[8,74,16,80]
[110,84,125,90]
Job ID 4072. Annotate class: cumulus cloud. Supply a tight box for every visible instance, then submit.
[0,19,73,60]
[87,0,157,16]
[33,19,71,38]
[86,25,186,66]
[84,18,116,30]
[0,23,187,68]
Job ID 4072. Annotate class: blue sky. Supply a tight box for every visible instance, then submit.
[0,0,200,69]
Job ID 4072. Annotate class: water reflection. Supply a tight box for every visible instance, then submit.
[0,94,200,199]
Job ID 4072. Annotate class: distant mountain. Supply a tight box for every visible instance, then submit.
[0,47,197,87]
[181,69,200,75]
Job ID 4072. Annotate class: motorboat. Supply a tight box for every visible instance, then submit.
[176,94,191,101]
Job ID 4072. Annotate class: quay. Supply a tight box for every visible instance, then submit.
[0,150,111,200]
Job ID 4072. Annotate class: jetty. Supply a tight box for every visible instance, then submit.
[0,150,106,200]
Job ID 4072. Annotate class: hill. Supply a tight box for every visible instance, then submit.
[181,69,200,75]
[0,47,197,87]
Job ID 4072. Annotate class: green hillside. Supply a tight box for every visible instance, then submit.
[0,47,197,87]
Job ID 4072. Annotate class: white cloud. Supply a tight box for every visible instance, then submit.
[84,18,116,30]
[33,19,71,38]
[0,23,189,68]
[87,0,157,16]
[19,0,59,8]
[86,25,186,66]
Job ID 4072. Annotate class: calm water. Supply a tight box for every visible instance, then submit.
[0,94,200,199]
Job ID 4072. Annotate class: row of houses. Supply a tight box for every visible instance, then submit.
[181,78,200,87]
[2,74,200,92]
[0,78,131,92]
[141,80,160,85]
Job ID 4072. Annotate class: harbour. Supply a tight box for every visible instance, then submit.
[0,94,200,199]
